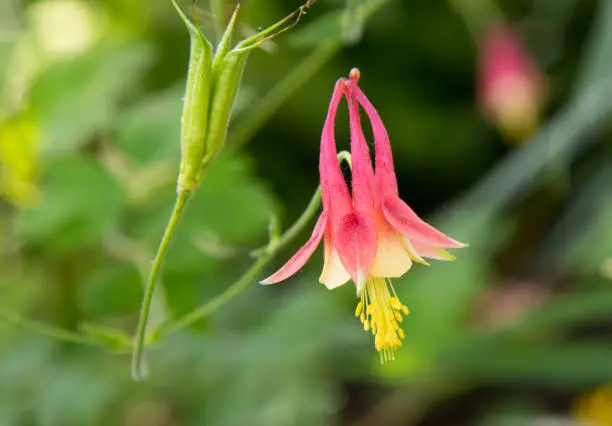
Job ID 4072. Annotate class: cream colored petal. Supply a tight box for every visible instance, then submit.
[370,233,412,278]
[319,243,351,289]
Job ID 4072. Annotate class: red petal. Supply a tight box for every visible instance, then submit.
[334,212,378,289]
[382,197,466,248]
[346,86,377,215]
[260,213,327,284]
[353,84,399,197]
[319,79,352,221]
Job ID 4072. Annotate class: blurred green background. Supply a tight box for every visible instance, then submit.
[2,0,612,425]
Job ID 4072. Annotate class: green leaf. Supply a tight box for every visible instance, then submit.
[131,154,277,265]
[31,43,151,156]
[542,162,612,275]
[15,157,125,252]
[443,340,612,387]
[184,155,277,243]
[79,262,142,317]
[576,0,612,92]
[115,83,183,166]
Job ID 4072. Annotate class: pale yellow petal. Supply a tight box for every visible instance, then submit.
[319,244,351,289]
[370,234,412,278]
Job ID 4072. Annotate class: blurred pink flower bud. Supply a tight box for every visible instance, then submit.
[478,24,545,141]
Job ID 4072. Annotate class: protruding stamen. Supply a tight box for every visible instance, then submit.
[390,297,402,310]
[355,301,363,317]
[355,276,410,362]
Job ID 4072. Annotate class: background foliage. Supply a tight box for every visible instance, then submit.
[2,0,612,425]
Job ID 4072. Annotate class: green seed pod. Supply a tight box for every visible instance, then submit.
[203,51,248,160]
[191,5,242,169]
[172,0,213,192]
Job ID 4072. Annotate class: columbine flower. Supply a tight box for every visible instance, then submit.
[478,24,544,140]
[260,78,356,289]
[262,69,466,361]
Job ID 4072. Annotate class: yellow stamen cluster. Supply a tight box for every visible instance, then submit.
[355,276,409,363]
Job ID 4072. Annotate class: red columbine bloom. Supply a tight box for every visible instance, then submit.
[262,69,466,361]
[478,23,544,140]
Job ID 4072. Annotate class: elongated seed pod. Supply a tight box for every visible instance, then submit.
[177,27,213,191]
[212,5,239,76]
[203,51,248,159]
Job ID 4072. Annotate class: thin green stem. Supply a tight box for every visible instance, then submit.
[131,189,191,381]
[0,306,96,346]
[154,151,351,337]
[235,0,315,52]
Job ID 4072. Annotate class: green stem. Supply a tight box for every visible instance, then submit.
[154,151,351,337]
[0,306,96,346]
[131,189,191,381]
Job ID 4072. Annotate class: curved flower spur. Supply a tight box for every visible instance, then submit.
[261,69,467,362]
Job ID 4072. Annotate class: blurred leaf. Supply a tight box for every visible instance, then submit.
[0,112,39,206]
[15,157,125,252]
[154,286,356,426]
[538,161,612,275]
[184,156,277,243]
[0,339,127,426]
[79,262,142,317]
[31,43,151,156]
[576,0,612,91]
[445,339,612,387]
[34,355,122,426]
[114,83,183,166]
[131,155,277,268]
[0,0,20,88]
[519,290,612,333]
